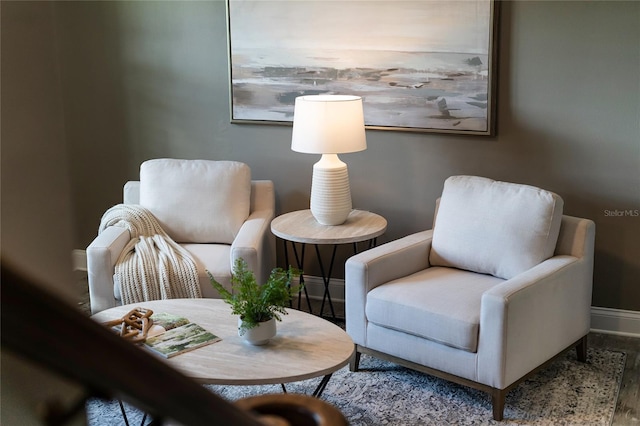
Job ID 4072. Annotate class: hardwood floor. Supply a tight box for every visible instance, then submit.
[589,332,640,425]
[77,274,639,424]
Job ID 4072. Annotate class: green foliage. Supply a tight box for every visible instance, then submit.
[208,258,302,335]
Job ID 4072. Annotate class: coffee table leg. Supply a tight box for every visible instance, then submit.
[279,373,333,399]
[312,374,333,398]
[118,400,132,426]
[119,399,151,426]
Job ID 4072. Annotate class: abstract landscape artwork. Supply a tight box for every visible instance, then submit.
[227,0,498,135]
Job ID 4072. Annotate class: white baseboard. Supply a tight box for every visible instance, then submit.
[301,276,345,302]
[301,276,640,338]
[590,306,640,337]
[72,249,87,272]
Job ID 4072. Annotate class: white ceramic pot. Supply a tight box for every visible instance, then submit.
[239,317,276,345]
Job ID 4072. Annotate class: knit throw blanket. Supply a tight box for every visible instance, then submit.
[99,204,202,305]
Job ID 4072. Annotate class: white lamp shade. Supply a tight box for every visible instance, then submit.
[291,95,366,154]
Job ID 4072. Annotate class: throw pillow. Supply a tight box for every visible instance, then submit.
[139,159,251,244]
[429,175,564,280]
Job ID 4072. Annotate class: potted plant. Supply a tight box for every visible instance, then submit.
[208,258,302,345]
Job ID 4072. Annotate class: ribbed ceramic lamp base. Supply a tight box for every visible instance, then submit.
[310,161,352,226]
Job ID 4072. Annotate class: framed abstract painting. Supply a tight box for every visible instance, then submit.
[227,0,499,135]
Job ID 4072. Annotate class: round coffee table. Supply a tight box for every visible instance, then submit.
[92,299,354,397]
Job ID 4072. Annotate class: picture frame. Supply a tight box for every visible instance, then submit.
[227,0,499,136]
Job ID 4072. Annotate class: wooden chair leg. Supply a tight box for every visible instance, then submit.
[491,388,506,421]
[349,349,361,372]
[576,335,588,362]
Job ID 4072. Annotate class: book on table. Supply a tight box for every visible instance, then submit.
[143,312,221,359]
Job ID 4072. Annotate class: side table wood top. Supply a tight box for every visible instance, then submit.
[270,209,387,245]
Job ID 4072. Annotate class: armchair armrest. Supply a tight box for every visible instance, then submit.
[231,208,276,286]
[345,230,433,345]
[86,226,131,314]
[477,255,592,388]
[231,180,276,285]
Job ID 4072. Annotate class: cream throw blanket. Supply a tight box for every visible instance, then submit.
[99,204,202,304]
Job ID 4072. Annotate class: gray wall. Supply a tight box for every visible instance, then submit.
[2,2,85,424]
[10,1,640,311]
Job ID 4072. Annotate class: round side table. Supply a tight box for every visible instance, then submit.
[271,209,387,319]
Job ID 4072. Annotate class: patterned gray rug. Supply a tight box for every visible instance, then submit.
[87,348,624,425]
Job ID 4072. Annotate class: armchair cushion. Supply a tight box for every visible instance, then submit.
[139,159,251,244]
[429,176,564,279]
[366,267,503,352]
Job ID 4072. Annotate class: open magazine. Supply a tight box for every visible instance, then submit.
[143,312,221,358]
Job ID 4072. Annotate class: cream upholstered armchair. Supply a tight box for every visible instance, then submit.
[345,176,595,421]
[87,159,275,314]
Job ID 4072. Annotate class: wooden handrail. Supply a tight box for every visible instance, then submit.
[1,263,264,425]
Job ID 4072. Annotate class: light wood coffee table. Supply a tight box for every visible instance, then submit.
[92,299,354,397]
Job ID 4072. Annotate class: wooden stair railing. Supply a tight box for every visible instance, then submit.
[1,263,347,426]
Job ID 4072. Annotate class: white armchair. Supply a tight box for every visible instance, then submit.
[87,159,276,314]
[345,176,595,421]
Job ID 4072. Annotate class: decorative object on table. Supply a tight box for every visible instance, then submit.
[227,0,498,135]
[148,311,190,331]
[102,308,221,358]
[101,307,154,344]
[209,258,302,345]
[291,95,366,225]
[143,321,221,359]
[238,317,277,346]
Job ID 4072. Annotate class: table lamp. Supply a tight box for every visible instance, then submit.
[291,95,367,226]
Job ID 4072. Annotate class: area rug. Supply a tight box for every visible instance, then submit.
[86,348,625,425]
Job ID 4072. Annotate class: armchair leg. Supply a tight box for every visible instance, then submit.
[349,349,361,372]
[576,335,588,362]
[491,389,506,421]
